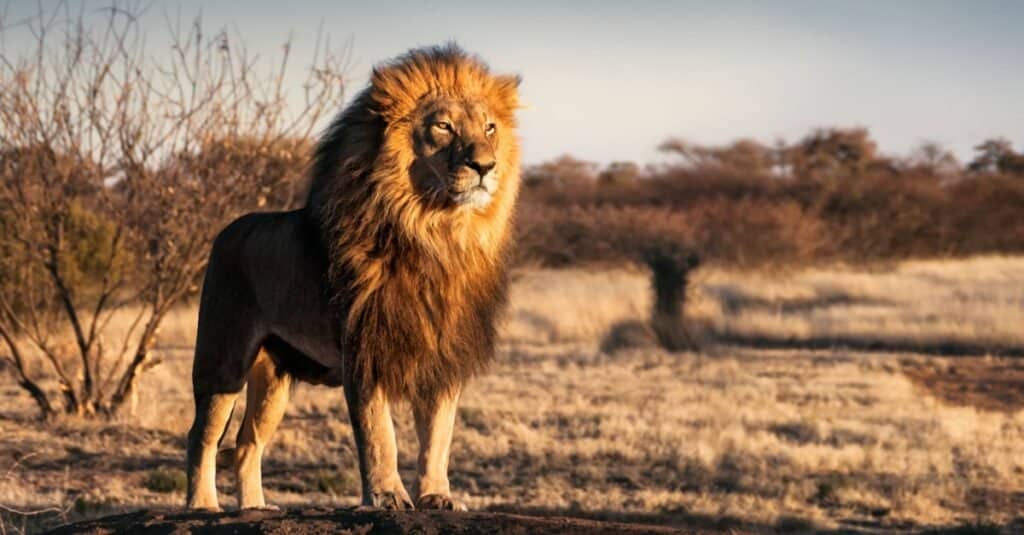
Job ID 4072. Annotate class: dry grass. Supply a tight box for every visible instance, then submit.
[2,256,1024,533]
[505,255,1024,353]
[503,267,651,345]
[692,255,1024,353]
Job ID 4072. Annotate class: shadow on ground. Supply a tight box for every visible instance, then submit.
[903,357,1024,412]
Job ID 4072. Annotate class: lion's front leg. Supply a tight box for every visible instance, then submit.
[344,381,413,510]
[413,387,467,511]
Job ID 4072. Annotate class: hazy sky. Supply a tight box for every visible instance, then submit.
[4,1,1023,164]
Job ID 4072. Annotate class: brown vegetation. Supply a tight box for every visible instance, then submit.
[518,131,1024,269]
[513,133,1024,350]
[0,5,344,418]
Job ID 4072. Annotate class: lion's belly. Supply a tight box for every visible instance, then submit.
[261,331,346,387]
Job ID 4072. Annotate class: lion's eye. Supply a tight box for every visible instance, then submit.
[485,123,497,136]
[434,121,453,132]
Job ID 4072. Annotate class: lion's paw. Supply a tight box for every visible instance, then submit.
[189,506,223,514]
[365,490,415,511]
[240,504,280,512]
[416,493,468,511]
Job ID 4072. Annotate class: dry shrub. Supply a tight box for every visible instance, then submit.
[172,136,313,211]
[0,4,345,418]
[516,205,695,267]
[143,468,188,494]
[686,198,826,267]
[945,176,1024,255]
[810,172,948,261]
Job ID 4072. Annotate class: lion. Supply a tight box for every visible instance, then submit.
[185,44,521,512]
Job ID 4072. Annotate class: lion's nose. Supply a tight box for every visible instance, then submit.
[466,158,496,178]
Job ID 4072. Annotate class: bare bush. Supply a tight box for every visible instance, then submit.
[0,3,345,418]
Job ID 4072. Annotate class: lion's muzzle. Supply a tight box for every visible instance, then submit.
[450,165,497,209]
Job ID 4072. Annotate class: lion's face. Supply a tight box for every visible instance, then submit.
[410,98,505,210]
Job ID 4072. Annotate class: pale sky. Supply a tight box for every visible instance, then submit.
[4,0,1023,165]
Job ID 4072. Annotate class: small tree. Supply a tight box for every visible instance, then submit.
[644,251,700,350]
[968,138,1024,176]
[786,127,880,181]
[518,205,702,351]
[0,3,345,418]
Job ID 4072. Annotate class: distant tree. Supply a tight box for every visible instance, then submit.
[657,138,710,168]
[968,138,1024,175]
[659,138,775,175]
[786,127,880,180]
[598,161,640,186]
[523,154,598,189]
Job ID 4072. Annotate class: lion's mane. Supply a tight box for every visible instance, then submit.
[305,44,521,402]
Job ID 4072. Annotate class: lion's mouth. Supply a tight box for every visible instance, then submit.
[452,185,492,209]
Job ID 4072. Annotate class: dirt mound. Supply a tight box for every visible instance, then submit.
[44,507,700,534]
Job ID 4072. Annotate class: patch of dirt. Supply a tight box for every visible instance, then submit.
[44,508,706,534]
[903,357,1024,412]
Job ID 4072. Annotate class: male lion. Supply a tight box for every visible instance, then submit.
[185,44,521,512]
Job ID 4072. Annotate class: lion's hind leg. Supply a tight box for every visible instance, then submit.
[186,385,239,511]
[235,349,291,510]
[185,296,264,511]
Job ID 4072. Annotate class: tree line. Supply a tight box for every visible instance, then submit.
[516,129,1024,269]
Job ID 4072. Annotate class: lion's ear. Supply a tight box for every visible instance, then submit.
[369,67,397,112]
[494,74,522,110]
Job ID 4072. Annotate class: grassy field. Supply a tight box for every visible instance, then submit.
[2,256,1023,533]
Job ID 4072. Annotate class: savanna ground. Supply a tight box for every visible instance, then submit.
[2,256,1023,534]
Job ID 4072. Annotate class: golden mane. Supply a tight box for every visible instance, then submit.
[305,44,522,401]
